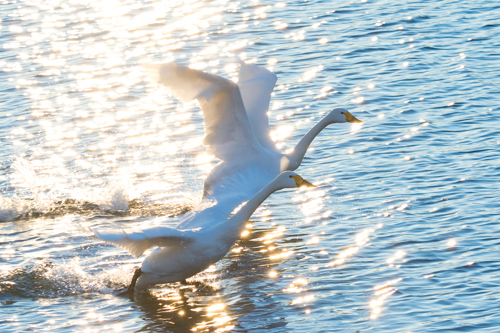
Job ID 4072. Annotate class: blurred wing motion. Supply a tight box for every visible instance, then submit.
[144,63,264,162]
[178,162,276,229]
[238,61,279,152]
[92,226,195,258]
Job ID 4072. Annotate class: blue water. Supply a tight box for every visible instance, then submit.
[1,0,499,331]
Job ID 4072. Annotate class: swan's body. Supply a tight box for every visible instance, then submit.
[144,62,362,225]
[93,172,314,291]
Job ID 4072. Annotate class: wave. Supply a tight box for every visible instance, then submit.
[0,259,133,298]
[0,259,223,299]
[0,195,195,222]
[0,158,197,222]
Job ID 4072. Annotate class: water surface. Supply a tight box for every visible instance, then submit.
[1,0,499,332]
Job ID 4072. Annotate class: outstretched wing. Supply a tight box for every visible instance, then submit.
[238,62,279,153]
[92,226,195,258]
[144,63,264,162]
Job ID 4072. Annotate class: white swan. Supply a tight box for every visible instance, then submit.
[144,62,362,226]
[92,171,315,292]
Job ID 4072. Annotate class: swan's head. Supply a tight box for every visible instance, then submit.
[326,108,362,124]
[276,171,316,189]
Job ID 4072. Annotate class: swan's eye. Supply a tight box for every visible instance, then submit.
[289,175,293,178]
[341,112,344,114]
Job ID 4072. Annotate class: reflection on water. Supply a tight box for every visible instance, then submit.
[2,0,500,331]
[134,286,235,333]
[370,278,402,320]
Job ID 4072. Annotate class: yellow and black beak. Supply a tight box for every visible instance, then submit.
[292,175,316,188]
[344,111,363,123]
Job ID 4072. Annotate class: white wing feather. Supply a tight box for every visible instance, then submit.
[92,226,195,258]
[178,161,277,229]
[176,197,236,229]
[144,63,264,162]
[238,62,279,153]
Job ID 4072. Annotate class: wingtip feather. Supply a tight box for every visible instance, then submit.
[142,63,164,84]
[92,228,145,258]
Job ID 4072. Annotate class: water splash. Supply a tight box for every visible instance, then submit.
[0,195,22,222]
[0,196,195,222]
[0,158,196,222]
[0,258,133,298]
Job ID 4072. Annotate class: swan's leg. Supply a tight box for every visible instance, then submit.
[128,267,142,294]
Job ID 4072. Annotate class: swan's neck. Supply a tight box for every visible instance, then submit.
[287,116,333,170]
[222,180,281,241]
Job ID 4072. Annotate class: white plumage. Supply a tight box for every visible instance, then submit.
[144,61,362,227]
[93,172,315,291]
[92,62,362,291]
[144,62,264,162]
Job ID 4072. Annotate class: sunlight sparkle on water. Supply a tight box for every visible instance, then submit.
[370,278,403,319]
[350,122,363,133]
[2,0,499,331]
[306,236,319,245]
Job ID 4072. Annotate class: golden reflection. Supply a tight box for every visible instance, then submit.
[306,236,319,245]
[327,228,374,268]
[269,249,293,260]
[132,283,235,333]
[350,122,363,134]
[302,66,323,82]
[274,21,288,30]
[386,250,406,266]
[267,58,278,65]
[370,278,402,319]
[231,247,243,253]
[259,225,286,242]
[352,96,365,104]
[291,295,314,305]
[355,228,373,246]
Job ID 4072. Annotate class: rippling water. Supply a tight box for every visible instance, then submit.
[1,0,499,331]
